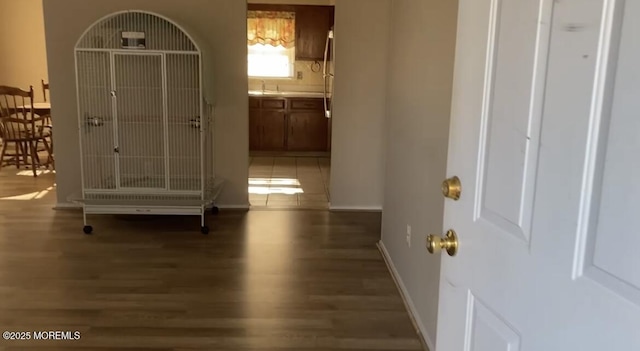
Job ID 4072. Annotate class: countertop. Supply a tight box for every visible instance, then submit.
[248,90,328,98]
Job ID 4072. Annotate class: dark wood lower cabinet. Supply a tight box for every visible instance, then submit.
[262,110,286,150]
[249,109,261,151]
[287,111,328,151]
[249,96,329,152]
[249,109,286,151]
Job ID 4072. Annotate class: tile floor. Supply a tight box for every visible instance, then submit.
[249,156,330,209]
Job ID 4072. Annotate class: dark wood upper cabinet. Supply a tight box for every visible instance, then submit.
[294,6,335,61]
[247,4,335,62]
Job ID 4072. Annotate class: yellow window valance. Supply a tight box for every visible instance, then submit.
[247,11,296,48]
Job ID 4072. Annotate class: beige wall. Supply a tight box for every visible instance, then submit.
[380,0,458,348]
[0,0,49,100]
[43,0,248,207]
[329,0,391,210]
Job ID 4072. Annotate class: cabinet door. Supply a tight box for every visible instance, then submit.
[261,111,286,151]
[287,111,328,151]
[295,6,334,61]
[249,109,262,151]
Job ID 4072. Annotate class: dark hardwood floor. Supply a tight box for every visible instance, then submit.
[0,169,422,350]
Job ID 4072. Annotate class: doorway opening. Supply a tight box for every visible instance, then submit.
[246,2,335,209]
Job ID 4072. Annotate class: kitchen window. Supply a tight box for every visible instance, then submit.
[247,10,295,78]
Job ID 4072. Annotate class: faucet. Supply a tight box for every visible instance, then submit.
[261,80,265,93]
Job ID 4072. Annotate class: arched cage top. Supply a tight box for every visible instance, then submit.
[76,11,198,52]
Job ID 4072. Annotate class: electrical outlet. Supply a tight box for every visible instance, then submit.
[297,71,303,80]
[406,225,412,247]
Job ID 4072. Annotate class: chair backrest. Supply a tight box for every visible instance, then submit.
[0,86,34,119]
[42,79,49,102]
[0,86,36,140]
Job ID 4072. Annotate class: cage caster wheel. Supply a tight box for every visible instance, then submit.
[201,226,210,235]
[83,226,93,235]
[211,206,219,215]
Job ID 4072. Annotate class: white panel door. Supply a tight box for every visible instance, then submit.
[436,0,640,350]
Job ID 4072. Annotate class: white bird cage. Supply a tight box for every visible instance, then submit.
[74,10,222,234]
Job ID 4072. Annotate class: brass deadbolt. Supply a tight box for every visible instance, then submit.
[442,176,461,200]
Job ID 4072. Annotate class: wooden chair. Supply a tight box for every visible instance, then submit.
[42,79,50,102]
[0,86,54,176]
[39,80,54,165]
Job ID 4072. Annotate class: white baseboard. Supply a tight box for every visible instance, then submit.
[378,241,435,351]
[329,205,382,212]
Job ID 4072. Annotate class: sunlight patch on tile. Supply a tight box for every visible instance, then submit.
[249,178,304,195]
[249,186,303,195]
[249,178,301,186]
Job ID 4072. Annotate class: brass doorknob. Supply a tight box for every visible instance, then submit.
[427,229,458,256]
[442,176,461,200]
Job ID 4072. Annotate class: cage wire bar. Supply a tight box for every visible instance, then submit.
[73,10,222,234]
